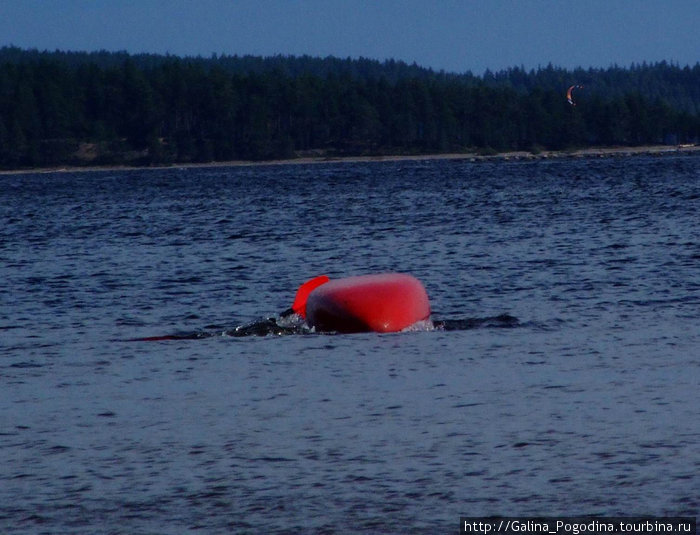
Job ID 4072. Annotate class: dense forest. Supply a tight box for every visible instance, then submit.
[1,46,699,168]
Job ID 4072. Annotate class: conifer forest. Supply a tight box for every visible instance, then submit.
[1,46,698,168]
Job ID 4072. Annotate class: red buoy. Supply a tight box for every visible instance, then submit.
[305,273,430,333]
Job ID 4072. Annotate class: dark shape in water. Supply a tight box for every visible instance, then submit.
[224,317,304,337]
[128,313,520,340]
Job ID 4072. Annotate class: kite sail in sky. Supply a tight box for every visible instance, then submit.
[566,84,583,106]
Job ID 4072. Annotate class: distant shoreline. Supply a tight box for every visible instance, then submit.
[1,144,698,175]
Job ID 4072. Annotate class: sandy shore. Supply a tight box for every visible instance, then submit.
[1,144,697,175]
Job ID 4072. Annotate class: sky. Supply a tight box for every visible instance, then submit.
[1,0,699,75]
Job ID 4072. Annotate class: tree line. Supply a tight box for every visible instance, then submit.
[1,46,698,168]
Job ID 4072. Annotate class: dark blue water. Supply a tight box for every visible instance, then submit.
[1,156,698,533]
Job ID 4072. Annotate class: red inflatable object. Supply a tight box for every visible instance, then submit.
[305,273,430,333]
[291,275,330,317]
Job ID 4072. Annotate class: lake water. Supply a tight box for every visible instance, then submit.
[1,155,698,534]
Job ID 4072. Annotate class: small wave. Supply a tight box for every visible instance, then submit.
[434,313,520,330]
[9,361,45,368]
